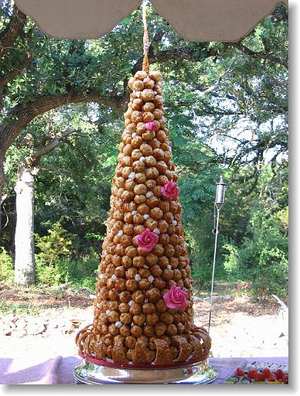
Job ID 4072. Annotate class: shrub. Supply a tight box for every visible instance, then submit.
[0,248,14,282]
[35,222,74,266]
[223,207,288,300]
[191,262,211,289]
[251,246,288,299]
[33,222,99,288]
[223,244,240,278]
[36,254,98,290]
[56,254,98,288]
[36,259,63,285]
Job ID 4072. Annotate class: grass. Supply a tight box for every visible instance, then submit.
[192,278,252,298]
[0,280,94,316]
[0,300,43,316]
[0,276,253,316]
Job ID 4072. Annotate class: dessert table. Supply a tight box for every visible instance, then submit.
[0,356,288,385]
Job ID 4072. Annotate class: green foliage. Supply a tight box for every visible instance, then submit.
[0,248,14,282]
[34,221,98,287]
[35,222,75,285]
[170,131,221,287]
[223,244,239,275]
[191,261,212,289]
[239,209,288,299]
[222,165,288,299]
[35,222,74,266]
[36,256,98,290]
[35,260,63,286]
[60,256,98,291]
[0,2,288,299]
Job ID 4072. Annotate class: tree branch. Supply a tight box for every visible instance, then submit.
[0,5,27,59]
[231,42,287,70]
[132,45,218,75]
[0,90,124,156]
[29,128,77,167]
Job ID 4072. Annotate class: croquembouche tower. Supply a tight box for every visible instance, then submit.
[75,3,213,384]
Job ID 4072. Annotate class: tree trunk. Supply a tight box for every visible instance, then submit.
[14,166,35,286]
[0,151,5,228]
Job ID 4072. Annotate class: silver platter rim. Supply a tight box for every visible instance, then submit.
[73,359,217,384]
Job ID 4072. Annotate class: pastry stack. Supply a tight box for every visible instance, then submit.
[76,68,211,367]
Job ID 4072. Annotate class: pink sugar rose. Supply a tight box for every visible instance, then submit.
[161,181,180,200]
[145,121,157,131]
[134,228,159,253]
[163,285,188,311]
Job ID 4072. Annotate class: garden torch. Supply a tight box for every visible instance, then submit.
[208,176,226,333]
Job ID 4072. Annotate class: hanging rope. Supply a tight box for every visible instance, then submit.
[142,0,150,73]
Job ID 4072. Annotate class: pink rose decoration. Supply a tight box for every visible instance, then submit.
[145,121,157,131]
[161,181,180,200]
[163,285,188,311]
[134,228,159,253]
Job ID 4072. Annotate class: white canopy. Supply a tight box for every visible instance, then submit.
[15,0,287,41]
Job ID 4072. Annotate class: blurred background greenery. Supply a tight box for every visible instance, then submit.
[0,2,288,300]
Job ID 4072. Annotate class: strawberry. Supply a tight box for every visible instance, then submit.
[234,367,245,377]
[275,369,284,381]
[266,373,276,382]
[282,374,288,384]
[262,367,272,380]
[254,372,265,382]
[247,369,258,380]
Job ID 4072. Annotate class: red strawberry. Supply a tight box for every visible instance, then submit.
[247,369,258,380]
[254,372,265,382]
[262,368,272,380]
[275,369,284,381]
[235,367,245,377]
[267,374,276,382]
[282,374,288,384]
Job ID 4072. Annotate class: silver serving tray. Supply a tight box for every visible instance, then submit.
[73,359,217,384]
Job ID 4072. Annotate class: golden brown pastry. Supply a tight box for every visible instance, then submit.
[76,68,211,368]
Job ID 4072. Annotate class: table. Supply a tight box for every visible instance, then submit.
[0,356,288,384]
